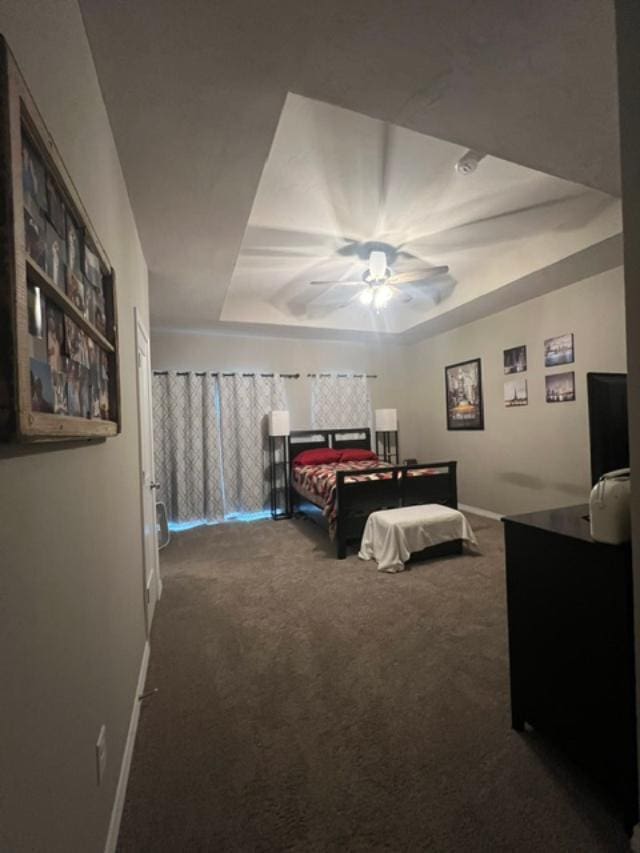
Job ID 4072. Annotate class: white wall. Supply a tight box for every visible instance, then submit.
[0,4,149,852]
[151,330,409,441]
[402,267,626,515]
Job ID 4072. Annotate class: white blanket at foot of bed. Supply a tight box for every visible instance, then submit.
[358,504,479,573]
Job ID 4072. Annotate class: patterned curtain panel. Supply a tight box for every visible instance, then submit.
[311,374,372,434]
[152,372,224,524]
[219,374,287,515]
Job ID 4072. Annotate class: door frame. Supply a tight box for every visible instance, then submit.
[134,306,162,634]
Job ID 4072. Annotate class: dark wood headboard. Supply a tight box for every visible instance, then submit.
[288,428,371,461]
[331,429,371,450]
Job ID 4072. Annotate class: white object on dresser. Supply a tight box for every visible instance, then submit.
[589,468,631,545]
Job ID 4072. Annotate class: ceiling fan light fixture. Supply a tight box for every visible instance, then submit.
[369,250,387,280]
[359,287,374,306]
[373,283,393,309]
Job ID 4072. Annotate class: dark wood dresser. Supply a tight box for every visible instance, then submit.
[503,504,637,831]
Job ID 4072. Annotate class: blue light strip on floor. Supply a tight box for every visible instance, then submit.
[168,510,271,533]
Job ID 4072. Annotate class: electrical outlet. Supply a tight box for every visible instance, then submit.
[96,725,107,786]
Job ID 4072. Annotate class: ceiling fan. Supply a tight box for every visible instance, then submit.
[308,240,449,311]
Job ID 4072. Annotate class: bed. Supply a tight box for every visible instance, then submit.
[288,428,458,559]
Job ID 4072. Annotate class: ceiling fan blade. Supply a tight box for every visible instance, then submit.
[309,279,363,286]
[336,240,361,257]
[389,285,412,304]
[388,266,449,286]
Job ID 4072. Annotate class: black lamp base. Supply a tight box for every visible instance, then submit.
[376,430,399,464]
[269,435,292,520]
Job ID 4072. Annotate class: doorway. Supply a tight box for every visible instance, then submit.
[135,307,161,631]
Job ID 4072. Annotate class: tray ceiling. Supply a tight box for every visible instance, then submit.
[78,0,621,340]
[221,94,620,335]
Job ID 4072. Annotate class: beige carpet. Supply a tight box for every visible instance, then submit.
[117,513,629,852]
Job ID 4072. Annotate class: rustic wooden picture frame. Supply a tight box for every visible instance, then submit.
[0,36,120,442]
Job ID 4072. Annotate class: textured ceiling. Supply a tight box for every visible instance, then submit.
[78,0,620,338]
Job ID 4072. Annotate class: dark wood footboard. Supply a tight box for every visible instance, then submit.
[335,461,458,558]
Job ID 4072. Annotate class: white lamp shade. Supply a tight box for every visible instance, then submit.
[375,408,397,432]
[269,410,290,437]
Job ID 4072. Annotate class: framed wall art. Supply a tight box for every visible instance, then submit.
[504,345,527,374]
[544,333,574,368]
[504,377,528,407]
[0,36,120,442]
[545,371,575,403]
[445,358,484,430]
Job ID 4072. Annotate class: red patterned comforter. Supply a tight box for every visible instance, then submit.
[291,461,439,538]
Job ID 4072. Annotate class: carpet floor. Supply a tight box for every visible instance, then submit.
[117,513,630,852]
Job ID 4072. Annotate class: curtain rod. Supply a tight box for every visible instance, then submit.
[152,371,378,379]
[152,371,300,378]
[306,373,377,379]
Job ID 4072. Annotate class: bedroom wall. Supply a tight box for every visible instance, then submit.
[0,4,149,853]
[151,329,409,438]
[401,266,627,515]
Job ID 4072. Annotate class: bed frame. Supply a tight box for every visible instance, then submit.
[288,428,458,559]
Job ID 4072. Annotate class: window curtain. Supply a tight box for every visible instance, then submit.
[152,372,224,524]
[311,374,372,434]
[219,374,287,515]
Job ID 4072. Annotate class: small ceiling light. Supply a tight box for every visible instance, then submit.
[373,283,393,309]
[359,287,374,306]
[455,150,486,176]
[369,250,387,280]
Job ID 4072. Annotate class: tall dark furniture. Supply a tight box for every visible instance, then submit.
[268,435,292,520]
[268,410,292,520]
[503,505,637,832]
[587,372,629,484]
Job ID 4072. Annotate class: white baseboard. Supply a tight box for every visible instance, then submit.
[104,639,150,853]
[459,503,503,522]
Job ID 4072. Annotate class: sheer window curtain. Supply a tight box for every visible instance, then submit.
[311,374,373,436]
[152,372,224,525]
[219,374,287,515]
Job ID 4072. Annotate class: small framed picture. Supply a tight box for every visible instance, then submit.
[504,345,527,375]
[93,287,106,335]
[24,208,46,269]
[66,217,83,279]
[84,283,96,325]
[445,358,484,430]
[504,377,528,407]
[64,316,86,365]
[546,371,575,403]
[46,173,66,237]
[44,222,67,290]
[51,368,68,415]
[30,358,54,413]
[46,303,65,372]
[78,364,90,418]
[78,330,90,368]
[88,340,101,419]
[27,284,44,338]
[99,375,110,420]
[67,273,85,314]
[66,359,82,417]
[544,333,574,367]
[21,139,47,214]
[84,243,102,289]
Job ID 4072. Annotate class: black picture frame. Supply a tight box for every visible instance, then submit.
[445,357,484,430]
